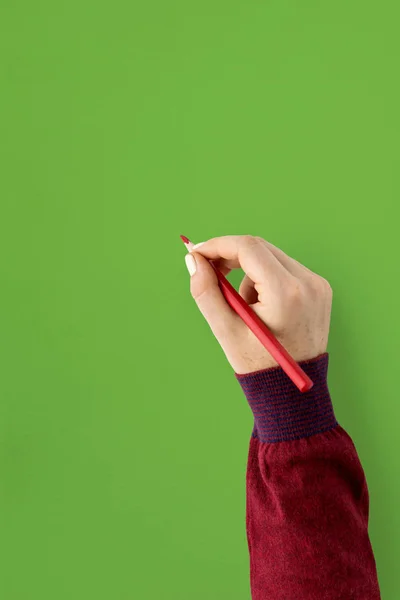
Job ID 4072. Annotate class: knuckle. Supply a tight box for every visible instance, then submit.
[254,235,266,245]
[309,275,333,298]
[323,279,333,297]
[287,280,304,302]
[318,276,332,294]
[241,235,260,250]
[190,281,207,302]
[281,279,304,311]
[190,276,213,304]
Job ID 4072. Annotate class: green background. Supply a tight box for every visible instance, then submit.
[0,1,398,598]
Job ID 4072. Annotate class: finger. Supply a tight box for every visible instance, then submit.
[263,240,314,279]
[239,274,259,305]
[211,259,231,277]
[190,235,291,291]
[185,252,245,342]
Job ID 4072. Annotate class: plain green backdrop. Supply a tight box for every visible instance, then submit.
[0,1,399,598]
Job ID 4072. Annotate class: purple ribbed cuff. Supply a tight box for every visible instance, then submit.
[235,353,337,443]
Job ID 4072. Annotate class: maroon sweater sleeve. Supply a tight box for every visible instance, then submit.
[235,353,381,600]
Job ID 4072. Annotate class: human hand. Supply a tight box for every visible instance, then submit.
[184,235,332,374]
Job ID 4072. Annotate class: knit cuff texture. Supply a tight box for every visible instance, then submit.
[235,353,338,443]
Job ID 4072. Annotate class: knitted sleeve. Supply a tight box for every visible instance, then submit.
[235,353,381,600]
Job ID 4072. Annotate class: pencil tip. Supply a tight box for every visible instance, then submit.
[180,235,190,244]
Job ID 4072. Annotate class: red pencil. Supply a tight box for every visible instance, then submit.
[180,235,313,392]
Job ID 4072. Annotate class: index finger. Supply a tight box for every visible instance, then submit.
[190,235,290,286]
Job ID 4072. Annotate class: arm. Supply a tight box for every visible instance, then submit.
[183,234,381,599]
[237,352,380,600]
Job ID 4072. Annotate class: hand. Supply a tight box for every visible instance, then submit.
[184,235,332,374]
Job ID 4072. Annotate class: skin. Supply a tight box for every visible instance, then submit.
[184,235,332,374]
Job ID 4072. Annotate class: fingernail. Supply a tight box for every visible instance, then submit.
[191,241,205,250]
[185,253,196,276]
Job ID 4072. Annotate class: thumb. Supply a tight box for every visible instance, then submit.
[185,252,242,343]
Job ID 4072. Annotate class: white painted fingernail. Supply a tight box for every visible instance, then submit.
[192,241,205,250]
[185,254,196,276]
